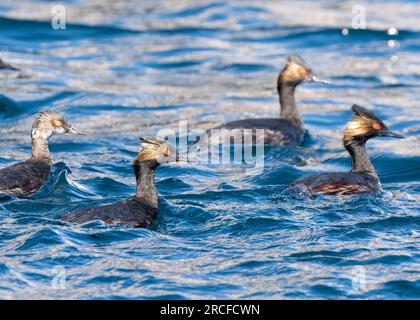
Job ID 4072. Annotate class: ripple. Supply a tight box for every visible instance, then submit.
[0,94,22,118]
[15,227,64,251]
[378,280,420,299]
[0,16,138,43]
[0,0,419,300]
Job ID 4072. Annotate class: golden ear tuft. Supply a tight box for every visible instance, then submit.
[344,113,379,141]
[281,62,307,82]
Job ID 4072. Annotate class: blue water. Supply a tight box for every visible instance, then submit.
[0,0,419,299]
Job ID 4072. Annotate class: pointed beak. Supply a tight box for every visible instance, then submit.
[308,74,330,84]
[67,126,86,135]
[381,130,404,139]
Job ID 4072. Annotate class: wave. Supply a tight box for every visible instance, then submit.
[0,16,139,43]
[0,94,22,119]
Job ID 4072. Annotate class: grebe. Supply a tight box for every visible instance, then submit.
[62,137,179,227]
[290,104,404,195]
[0,111,85,196]
[206,55,329,145]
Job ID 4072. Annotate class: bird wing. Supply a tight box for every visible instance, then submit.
[63,198,155,227]
[292,172,379,195]
[0,160,50,195]
[311,182,371,195]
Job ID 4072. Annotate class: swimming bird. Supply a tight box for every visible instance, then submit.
[201,55,329,146]
[0,111,85,196]
[290,104,404,195]
[62,137,179,227]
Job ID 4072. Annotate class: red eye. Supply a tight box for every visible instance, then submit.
[163,147,170,157]
[373,123,381,130]
[299,69,309,77]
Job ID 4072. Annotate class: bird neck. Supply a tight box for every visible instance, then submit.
[31,137,51,160]
[133,161,158,209]
[344,139,377,177]
[278,81,302,128]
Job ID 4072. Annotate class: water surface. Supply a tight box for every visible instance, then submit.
[0,0,419,299]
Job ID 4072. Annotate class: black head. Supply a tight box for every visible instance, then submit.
[278,54,329,86]
[344,104,404,144]
[133,137,178,168]
[31,110,85,140]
